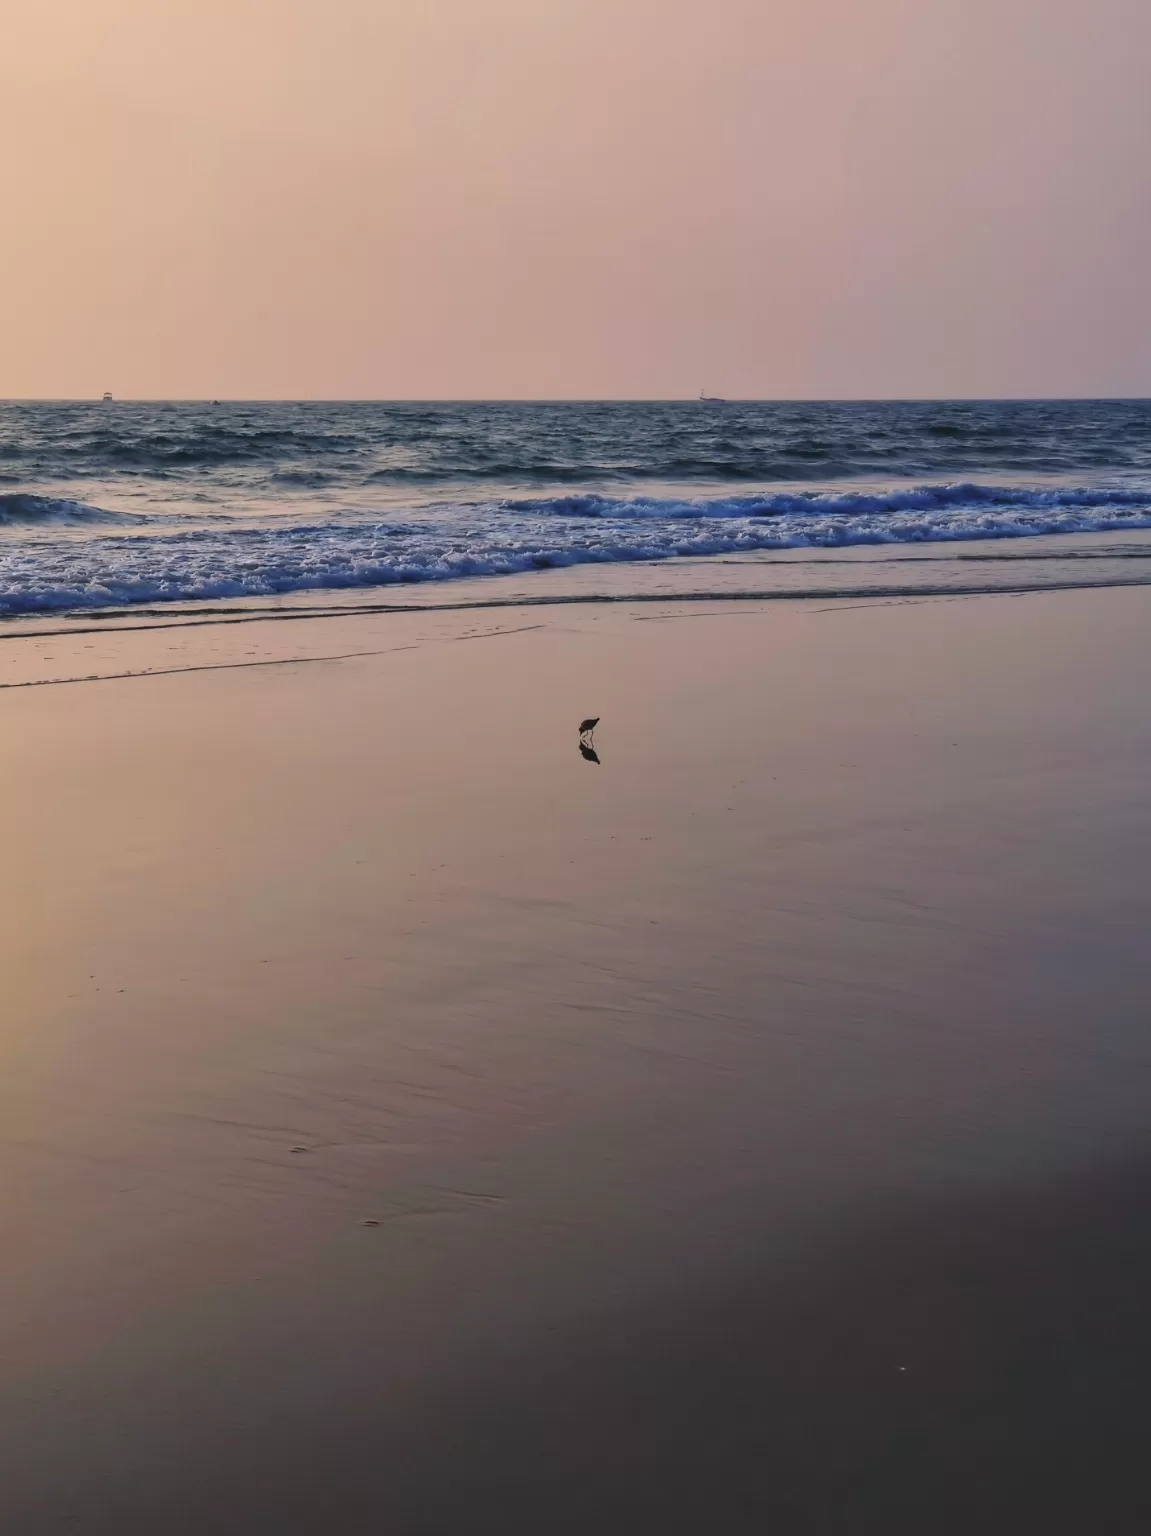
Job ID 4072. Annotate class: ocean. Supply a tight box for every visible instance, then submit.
[3,398,1151,617]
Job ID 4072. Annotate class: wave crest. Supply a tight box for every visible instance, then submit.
[0,493,131,526]
[500,483,1151,520]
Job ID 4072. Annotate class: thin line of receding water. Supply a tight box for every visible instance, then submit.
[0,576,1148,690]
[0,570,1149,646]
[0,645,419,689]
[0,624,546,690]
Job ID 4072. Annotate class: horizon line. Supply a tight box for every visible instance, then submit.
[3,394,1151,406]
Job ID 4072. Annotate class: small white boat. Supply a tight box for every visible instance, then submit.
[102,391,113,403]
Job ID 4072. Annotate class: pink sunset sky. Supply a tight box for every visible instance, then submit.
[2,0,1149,400]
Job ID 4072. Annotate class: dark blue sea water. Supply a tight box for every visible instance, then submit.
[2,399,1151,616]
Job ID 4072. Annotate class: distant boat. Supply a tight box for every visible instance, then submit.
[102,391,113,403]
[698,388,725,403]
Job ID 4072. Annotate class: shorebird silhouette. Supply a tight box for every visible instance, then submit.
[578,717,600,739]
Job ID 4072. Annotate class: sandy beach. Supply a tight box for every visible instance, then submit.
[3,580,1151,1532]
[9,0,1151,1520]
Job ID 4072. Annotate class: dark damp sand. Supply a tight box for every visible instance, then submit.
[1,585,1150,1533]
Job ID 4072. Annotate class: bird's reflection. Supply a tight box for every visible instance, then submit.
[579,741,601,765]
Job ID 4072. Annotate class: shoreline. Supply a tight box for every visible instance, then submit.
[2,523,1151,656]
[3,520,1151,632]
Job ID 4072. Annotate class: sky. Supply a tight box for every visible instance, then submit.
[2,0,1149,399]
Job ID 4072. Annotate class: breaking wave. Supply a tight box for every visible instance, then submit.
[501,483,1151,520]
[2,483,1151,614]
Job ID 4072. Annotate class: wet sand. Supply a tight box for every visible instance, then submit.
[2,584,1150,1532]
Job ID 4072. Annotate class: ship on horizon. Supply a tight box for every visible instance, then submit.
[698,387,725,402]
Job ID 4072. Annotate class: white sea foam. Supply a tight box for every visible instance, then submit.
[2,486,1151,614]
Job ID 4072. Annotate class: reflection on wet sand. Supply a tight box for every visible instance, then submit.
[2,586,1150,1532]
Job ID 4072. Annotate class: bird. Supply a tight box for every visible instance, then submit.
[578,717,600,738]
